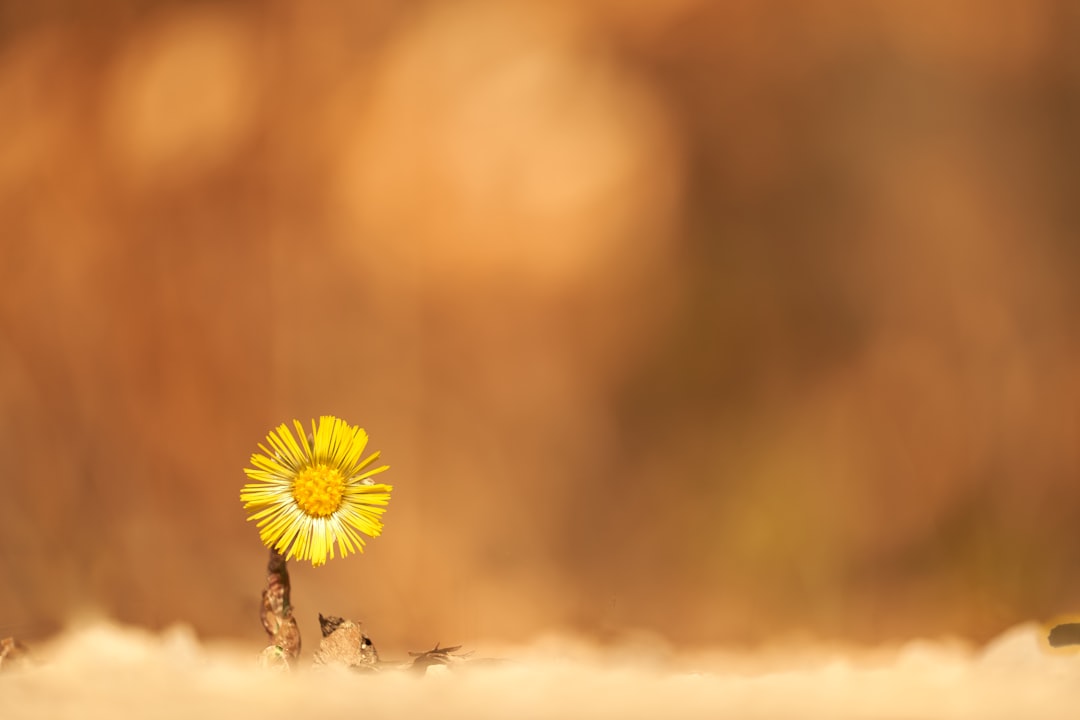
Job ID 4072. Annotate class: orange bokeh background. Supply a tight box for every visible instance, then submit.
[2,0,1080,653]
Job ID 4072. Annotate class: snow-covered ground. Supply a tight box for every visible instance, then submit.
[2,621,1078,719]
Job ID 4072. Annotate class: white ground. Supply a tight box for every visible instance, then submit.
[2,622,1078,719]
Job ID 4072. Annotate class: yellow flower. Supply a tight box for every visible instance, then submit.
[240,416,392,567]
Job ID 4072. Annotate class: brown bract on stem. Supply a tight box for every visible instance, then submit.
[259,549,301,665]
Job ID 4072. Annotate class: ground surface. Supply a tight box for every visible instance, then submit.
[1,622,1078,719]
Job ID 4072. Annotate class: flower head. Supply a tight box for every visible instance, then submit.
[240,416,392,566]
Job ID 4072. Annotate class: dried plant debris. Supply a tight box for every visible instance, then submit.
[1047,622,1080,648]
[408,643,472,674]
[260,549,301,661]
[314,614,488,675]
[313,614,380,670]
[317,613,349,637]
[0,636,30,671]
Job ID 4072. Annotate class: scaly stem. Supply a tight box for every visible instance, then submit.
[260,549,301,660]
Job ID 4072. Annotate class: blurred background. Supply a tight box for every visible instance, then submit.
[2,0,1080,654]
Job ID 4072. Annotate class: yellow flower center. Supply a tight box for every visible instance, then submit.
[292,464,345,518]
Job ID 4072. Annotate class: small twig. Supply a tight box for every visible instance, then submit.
[408,642,470,674]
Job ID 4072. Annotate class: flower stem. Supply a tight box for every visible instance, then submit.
[260,549,301,660]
